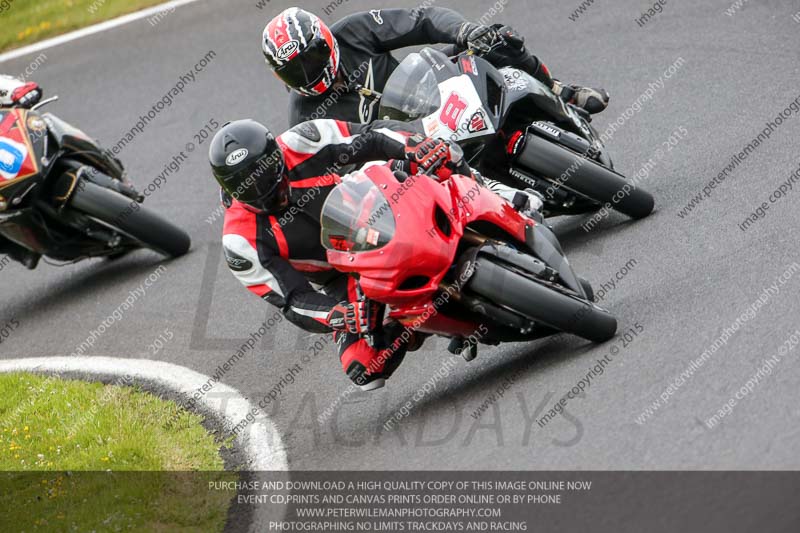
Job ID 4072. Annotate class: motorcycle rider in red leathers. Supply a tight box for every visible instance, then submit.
[210,118,483,390]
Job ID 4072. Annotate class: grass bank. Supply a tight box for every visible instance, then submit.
[0,0,174,53]
[0,372,238,531]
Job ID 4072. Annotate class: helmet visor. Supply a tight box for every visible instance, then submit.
[273,39,333,91]
[221,153,288,212]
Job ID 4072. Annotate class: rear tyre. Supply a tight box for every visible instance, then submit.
[69,180,191,258]
[468,258,616,343]
[518,134,655,219]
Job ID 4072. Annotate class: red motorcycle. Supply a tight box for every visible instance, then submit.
[320,165,617,360]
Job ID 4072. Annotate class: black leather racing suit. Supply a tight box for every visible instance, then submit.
[287,7,550,127]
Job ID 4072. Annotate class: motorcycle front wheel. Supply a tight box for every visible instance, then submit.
[517,133,655,220]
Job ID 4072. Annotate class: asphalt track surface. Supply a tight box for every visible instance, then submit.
[2,0,800,472]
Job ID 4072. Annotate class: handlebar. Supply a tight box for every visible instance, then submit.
[31,95,59,110]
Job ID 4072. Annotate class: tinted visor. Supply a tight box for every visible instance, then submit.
[273,39,333,91]
[220,153,288,212]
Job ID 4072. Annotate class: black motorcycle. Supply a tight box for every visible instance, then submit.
[0,97,190,268]
[377,47,655,220]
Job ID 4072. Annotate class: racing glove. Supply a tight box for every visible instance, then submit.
[457,23,502,54]
[405,136,471,180]
[0,76,42,109]
[495,26,526,52]
[327,300,381,335]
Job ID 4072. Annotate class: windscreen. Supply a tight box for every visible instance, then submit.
[378,54,441,122]
[321,172,396,253]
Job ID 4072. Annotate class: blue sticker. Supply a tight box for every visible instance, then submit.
[0,140,24,175]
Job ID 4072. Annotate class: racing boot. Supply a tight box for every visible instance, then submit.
[487,29,609,115]
[552,80,610,115]
[521,189,546,223]
[337,328,408,392]
[484,179,544,220]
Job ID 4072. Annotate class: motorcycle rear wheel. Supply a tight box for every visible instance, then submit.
[68,180,191,258]
[467,257,616,343]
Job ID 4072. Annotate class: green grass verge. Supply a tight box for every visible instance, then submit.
[0,0,174,53]
[0,372,239,532]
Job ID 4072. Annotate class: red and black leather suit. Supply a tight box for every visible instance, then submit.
[222,118,441,387]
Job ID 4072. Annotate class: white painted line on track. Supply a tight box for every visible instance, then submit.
[0,0,206,63]
[0,356,288,472]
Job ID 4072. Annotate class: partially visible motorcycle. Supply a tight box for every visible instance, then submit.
[0,97,190,268]
[320,164,617,361]
[377,47,655,220]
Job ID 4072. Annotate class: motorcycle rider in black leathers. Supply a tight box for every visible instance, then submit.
[0,76,44,269]
[262,7,610,127]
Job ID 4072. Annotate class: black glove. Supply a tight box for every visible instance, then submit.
[495,25,526,52]
[457,23,501,54]
[327,301,380,335]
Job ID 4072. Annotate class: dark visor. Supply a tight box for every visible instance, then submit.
[274,39,332,90]
[221,154,287,211]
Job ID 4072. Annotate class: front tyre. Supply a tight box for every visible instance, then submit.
[468,258,616,342]
[518,134,655,219]
[69,180,191,258]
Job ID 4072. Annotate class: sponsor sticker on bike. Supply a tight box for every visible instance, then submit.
[533,122,561,139]
[467,110,488,133]
[460,56,478,75]
[0,138,28,181]
[367,228,380,246]
[502,70,528,92]
[27,116,46,132]
[421,75,497,141]
[439,92,469,131]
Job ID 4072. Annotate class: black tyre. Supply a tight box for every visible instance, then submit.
[518,133,655,219]
[69,180,190,257]
[579,277,595,302]
[468,258,616,342]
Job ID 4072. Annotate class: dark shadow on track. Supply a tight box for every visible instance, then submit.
[0,252,187,324]
[386,332,603,424]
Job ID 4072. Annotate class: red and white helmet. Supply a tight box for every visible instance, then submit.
[262,8,340,97]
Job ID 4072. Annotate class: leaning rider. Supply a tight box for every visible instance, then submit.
[261,7,610,126]
[209,118,536,390]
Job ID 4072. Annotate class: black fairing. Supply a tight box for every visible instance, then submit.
[0,111,131,261]
[43,113,124,180]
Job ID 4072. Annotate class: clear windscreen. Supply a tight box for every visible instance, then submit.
[320,172,396,253]
[378,54,441,121]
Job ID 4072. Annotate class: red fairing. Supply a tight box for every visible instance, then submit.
[391,309,484,337]
[326,166,458,308]
[446,173,531,244]
[0,109,40,183]
[326,165,533,314]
